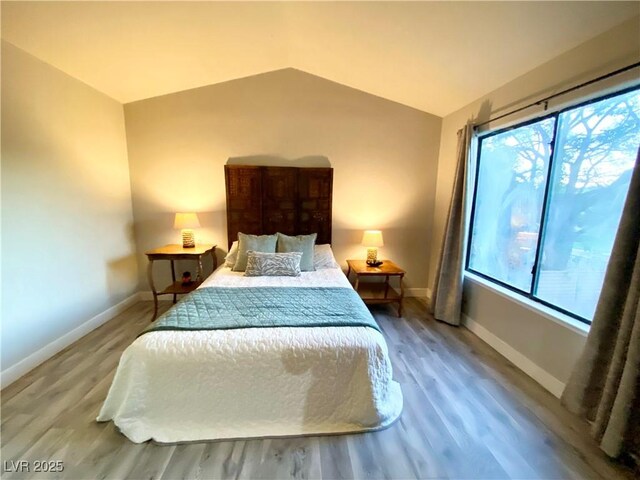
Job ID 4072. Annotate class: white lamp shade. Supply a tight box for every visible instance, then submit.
[174,212,201,229]
[361,230,384,247]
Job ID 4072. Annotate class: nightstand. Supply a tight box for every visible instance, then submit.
[346,259,406,317]
[145,244,216,321]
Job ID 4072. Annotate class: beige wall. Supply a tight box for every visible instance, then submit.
[431,18,640,389]
[1,42,138,375]
[124,68,441,293]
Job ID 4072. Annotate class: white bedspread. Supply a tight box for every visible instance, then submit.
[97,267,403,443]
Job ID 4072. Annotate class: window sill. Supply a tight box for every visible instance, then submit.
[464,272,590,337]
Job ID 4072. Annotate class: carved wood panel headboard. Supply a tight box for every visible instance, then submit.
[224,165,333,249]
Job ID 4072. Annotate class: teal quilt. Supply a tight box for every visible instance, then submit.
[141,287,380,336]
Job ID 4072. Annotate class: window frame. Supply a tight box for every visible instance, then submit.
[465,84,640,325]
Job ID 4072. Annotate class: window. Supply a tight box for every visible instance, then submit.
[467,87,640,324]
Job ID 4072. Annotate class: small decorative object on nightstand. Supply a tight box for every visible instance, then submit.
[362,230,384,266]
[174,212,200,248]
[145,244,216,321]
[347,259,405,317]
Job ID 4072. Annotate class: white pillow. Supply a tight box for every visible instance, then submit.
[313,244,339,269]
[224,241,239,267]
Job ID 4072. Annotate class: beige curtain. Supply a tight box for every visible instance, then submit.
[561,150,640,459]
[431,125,472,326]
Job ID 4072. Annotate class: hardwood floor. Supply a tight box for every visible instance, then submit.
[1,299,633,480]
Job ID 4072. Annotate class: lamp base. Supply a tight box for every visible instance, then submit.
[366,247,381,266]
[182,229,195,248]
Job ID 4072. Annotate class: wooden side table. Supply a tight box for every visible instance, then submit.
[346,259,406,317]
[145,244,217,321]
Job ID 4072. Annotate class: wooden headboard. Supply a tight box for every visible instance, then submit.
[224,165,333,249]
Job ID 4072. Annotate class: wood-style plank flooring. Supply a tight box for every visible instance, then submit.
[1,299,634,479]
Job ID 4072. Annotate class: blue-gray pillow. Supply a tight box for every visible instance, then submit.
[276,233,317,271]
[244,251,302,277]
[232,233,278,272]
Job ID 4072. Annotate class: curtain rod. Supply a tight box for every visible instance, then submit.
[473,61,640,130]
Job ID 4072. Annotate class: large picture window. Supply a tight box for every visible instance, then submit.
[466,87,639,324]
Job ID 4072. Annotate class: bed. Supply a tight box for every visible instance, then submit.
[97,165,403,443]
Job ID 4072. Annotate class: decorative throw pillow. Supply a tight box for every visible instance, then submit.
[224,241,239,267]
[276,233,317,271]
[314,244,339,269]
[244,251,302,277]
[232,233,278,272]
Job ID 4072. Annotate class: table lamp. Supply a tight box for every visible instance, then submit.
[362,230,384,266]
[174,212,200,248]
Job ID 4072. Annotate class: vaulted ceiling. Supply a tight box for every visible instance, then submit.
[2,1,638,116]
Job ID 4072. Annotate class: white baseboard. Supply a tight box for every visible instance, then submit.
[461,314,565,398]
[1,292,141,389]
[139,290,154,301]
[139,291,173,301]
[405,288,429,298]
